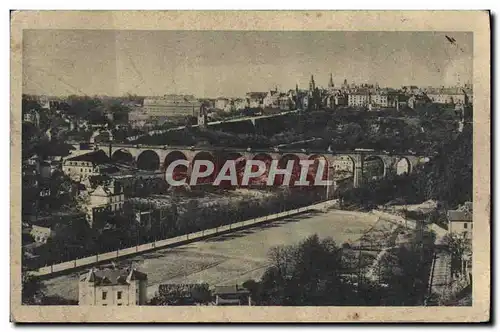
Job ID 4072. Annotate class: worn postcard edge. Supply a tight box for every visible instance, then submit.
[10,10,491,323]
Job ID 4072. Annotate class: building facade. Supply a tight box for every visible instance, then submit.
[215,98,231,111]
[88,181,125,213]
[425,87,473,105]
[63,159,97,180]
[233,98,248,111]
[263,89,280,108]
[85,180,125,228]
[447,202,473,241]
[128,109,151,128]
[142,95,201,119]
[78,268,148,306]
[213,285,251,306]
[370,93,389,108]
[30,225,53,244]
[246,92,266,108]
[23,109,40,127]
[348,91,371,107]
[62,150,111,181]
[278,94,292,110]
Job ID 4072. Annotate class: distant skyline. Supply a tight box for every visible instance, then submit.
[23,30,473,98]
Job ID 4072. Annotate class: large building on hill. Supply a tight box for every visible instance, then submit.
[424,86,473,105]
[348,90,371,107]
[142,95,202,119]
[78,267,148,306]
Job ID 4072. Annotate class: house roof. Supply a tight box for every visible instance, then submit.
[65,150,110,164]
[90,181,123,196]
[425,87,470,95]
[246,92,267,99]
[80,268,147,285]
[213,285,250,295]
[29,211,86,229]
[30,224,52,232]
[349,89,371,95]
[447,210,473,222]
[95,163,120,174]
[158,283,209,298]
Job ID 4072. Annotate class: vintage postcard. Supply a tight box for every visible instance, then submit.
[11,11,490,322]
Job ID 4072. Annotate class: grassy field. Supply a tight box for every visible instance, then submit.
[42,209,390,302]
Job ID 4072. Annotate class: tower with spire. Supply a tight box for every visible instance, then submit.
[309,75,316,95]
[295,83,301,109]
[328,73,334,89]
[342,78,348,90]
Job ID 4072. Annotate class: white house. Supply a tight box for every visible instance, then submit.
[79,267,148,306]
[263,89,280,108]
[447,202,473,241]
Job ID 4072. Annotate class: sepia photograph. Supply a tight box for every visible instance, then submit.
[10,11,490,322]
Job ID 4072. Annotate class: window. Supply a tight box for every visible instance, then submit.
[102,291,107,300]
[103,304,107,306]
[117,303,122,306]
[464,223,468,229]
[117,291,122,300]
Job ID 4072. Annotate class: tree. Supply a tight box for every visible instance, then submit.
[376,229,436,305]
[423,125,472,206]
[22,250,46,304]
[149,283,211,305]
[22,96,42,114]
[441,232,472,277]
[258,234,347,305]
[66,95,102,119]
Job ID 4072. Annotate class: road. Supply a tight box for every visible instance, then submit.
[124,110,299,142]
[42,209,382,302]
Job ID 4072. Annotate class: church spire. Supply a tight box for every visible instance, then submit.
[309,75,315,93]
[328,73,334,88]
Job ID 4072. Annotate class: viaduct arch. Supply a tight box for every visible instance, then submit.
[363,155,386,181]
[396,157,412,175]
[111,149,135,165]
[163,150,188,181]
[136,150,160,171]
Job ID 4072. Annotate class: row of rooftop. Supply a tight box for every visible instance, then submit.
[26,76,473,106]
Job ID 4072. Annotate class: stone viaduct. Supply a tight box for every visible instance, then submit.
[93,143,427,188]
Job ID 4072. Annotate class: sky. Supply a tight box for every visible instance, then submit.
[22,30,473,98]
